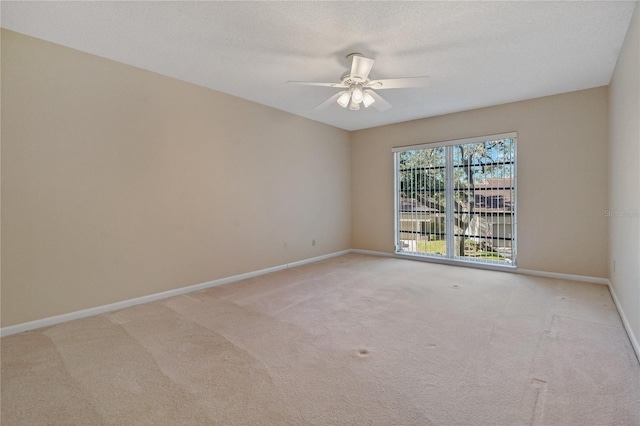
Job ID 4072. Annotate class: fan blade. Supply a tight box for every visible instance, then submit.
[367,76,430,89]
[365,90,392,111]
[288,81,348,88]
[314,92,345,110]
[350,56,375,81]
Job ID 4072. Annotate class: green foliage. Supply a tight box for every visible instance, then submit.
[413,240,505,260]
[416,239,446,255]
[399,139,514,205]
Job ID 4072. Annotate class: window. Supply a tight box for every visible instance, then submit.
[394,133,517,267]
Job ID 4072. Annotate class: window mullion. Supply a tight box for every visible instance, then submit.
[445,145,455,259]
[394,153,400,252]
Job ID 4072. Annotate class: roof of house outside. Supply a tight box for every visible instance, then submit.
[400,178,514,213]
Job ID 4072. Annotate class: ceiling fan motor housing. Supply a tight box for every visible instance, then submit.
[340,72,368,86]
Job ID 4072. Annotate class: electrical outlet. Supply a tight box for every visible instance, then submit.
[283,242,288,251]
[312,239,316,246]
[613,260,616,273]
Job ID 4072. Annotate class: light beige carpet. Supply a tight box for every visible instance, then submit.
[2,254,639,425]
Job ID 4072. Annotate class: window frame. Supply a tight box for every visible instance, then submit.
[393,132,518,270]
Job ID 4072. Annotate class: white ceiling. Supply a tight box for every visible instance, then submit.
[1,1,637,131]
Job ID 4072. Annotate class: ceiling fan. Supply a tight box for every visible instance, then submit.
[288,53,429,111]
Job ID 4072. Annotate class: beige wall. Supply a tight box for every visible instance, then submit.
[352,87,609,278]
[608,3,639,347]
[1,30,351,327]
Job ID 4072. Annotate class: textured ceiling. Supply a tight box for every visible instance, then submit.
[1,1,637,131]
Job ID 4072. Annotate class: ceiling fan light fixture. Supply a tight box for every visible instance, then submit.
[351,85,364,104]
[362,91,375,108]
[348,100,360,110]
[336,91,351,108]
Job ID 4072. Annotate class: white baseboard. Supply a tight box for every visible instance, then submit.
[0,250,351,338]
[350,249,395,258]
[607,282,640,363]
[515,269,609,285]
[287,250,351,268]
